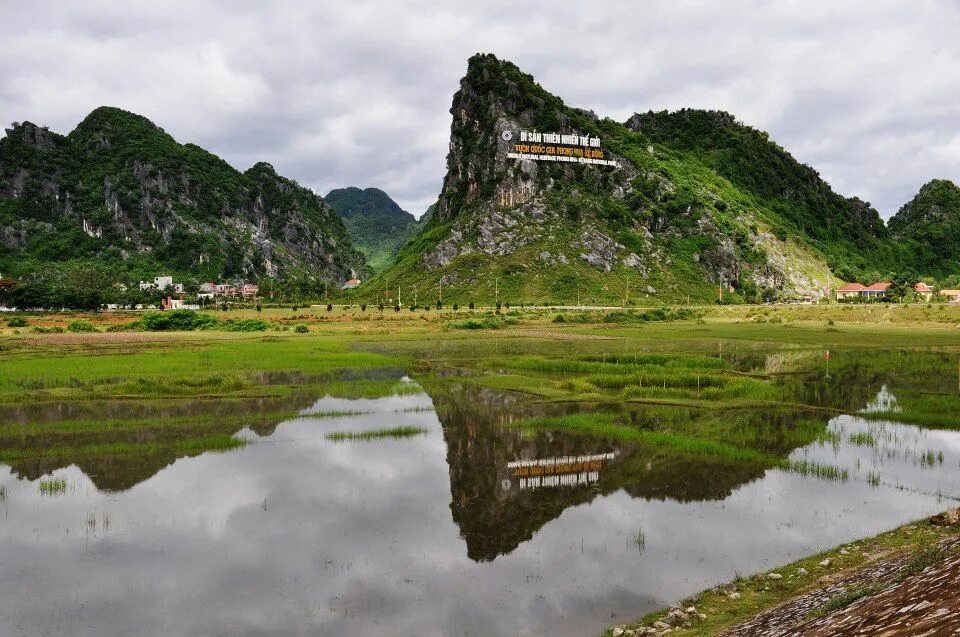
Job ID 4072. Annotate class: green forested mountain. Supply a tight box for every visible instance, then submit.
[325,187,422,272]
[350,54,937,306]
[888,179,960,276]
[0,107,365,284]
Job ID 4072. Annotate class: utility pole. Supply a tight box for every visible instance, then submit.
[577,282,581,308]
[495,277,499,306]
[398,284,401,307]
[624,277,630,307]
[439,277,442,303]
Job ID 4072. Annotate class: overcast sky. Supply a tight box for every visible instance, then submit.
[2,1,958,218]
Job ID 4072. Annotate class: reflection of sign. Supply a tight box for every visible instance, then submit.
[506,452,617,490]
[506,130,618,167]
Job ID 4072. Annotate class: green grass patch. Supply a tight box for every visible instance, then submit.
[325,426,428,441]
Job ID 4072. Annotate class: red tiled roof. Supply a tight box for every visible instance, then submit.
[914,282,933,292]
[345,278,360,285]
[864,282,891,291]
[837,283,866,292]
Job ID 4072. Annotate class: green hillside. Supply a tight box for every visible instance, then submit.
[325,187,422,272]
[888,179,960,276]
[346,54,926,307]
[0,107,365,286]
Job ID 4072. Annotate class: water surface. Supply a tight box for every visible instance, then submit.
[1,373,959,636]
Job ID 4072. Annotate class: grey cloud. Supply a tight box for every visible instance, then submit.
[1,0,958,217]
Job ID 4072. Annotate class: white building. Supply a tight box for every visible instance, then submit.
[139,275,177,291]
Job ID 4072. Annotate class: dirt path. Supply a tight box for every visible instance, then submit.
[719,536,960,636]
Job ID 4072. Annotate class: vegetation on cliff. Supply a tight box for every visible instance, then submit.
[0,107,365,284]
[352,54,952,307]
[325,186,423,272]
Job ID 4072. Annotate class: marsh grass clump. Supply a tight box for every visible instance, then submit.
[866,470,881,487]
[633,529,646,553]
[0,485,7,500]
[787,459,849,482]
[325,426,428,442]
[848,432,877,447]
[38,477,68,496]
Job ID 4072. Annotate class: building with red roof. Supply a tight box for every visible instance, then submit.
[835,282,866,299]
[862,282,891,298]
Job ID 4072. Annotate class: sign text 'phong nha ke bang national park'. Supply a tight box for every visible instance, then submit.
[504,129,619,167]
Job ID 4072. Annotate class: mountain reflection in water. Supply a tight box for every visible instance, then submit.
[0,373,959,636]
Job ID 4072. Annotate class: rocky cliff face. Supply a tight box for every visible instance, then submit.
[0,107,364,281]
[369,53,900,305]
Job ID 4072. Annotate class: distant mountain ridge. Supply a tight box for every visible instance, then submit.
[326,186,424,272]
[0,106,365,283]
[349,53,941,306]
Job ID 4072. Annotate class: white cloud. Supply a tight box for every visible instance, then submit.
[1,0,958,217]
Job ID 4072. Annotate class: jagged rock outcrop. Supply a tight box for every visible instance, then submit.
[367,53,894,304]
[0,107,365,282]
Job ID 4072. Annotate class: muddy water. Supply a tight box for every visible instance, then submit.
[1,379,959,636]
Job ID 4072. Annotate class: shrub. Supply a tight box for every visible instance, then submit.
[326,304,333,312]
[552,314,566,323]
[360,304,367,312]
[66,320,98,333]
[453,304,459,311]
[468,302,475,310]
[32,325,64,334]
[223,319,271,332]
[142,310,219,331]
[294,324,309,333]
[6,316,28,327]
[394,305,400,312]
[448,316,517,330]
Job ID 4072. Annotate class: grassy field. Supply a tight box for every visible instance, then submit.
[2,303,960,468]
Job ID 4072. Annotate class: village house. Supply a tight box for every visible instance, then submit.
[139,275,183,293]
[835,281,892,300]
[941,290,960,303]
[197,282,217,300]
[241,283,259,297]
[835,282,865,299]
[862,282,891,298]
[913,282,934,301]
[162,297,199,311]
[342,278,361,290]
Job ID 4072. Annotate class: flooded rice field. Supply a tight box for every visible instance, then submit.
[2,357,960,636]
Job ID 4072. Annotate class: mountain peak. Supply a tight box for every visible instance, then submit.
[326,187,420,273]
